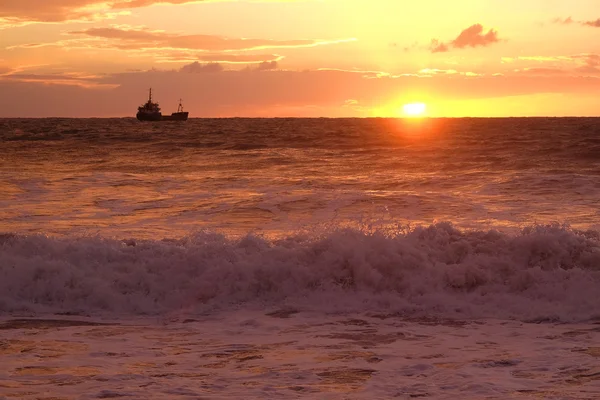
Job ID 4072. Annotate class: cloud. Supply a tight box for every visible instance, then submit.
[0,71,117,88]
[582,19,600,27]
[419,68,458,75]
[500,53,600,76]
[6,39,286,65]
[571,54,600,74]
[10,25,350,66]
[0,65,13,75]
[256,60,278,70]
[180,62,224,73]
[315,68,409,79]
[417,68,482,77]
[0,1,131,28]
[156,52,283,64]
[553,17,574,25]
[577,54,600,66]
[177,60,278,72]
[0,0,200,28]
[452,24,500,48]
[430,39,449,53]
[515,67,567,75]
[393,41,419,52]
[110,0,201,9]
[553,16,600,28]
[502,56,573,63]
[4,66,600,117]
[68,26,354,52]
[430,24,501,53]
[0,0,299,28]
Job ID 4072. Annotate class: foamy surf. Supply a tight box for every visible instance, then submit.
[2,223,599,322]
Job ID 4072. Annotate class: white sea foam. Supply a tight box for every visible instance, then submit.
[1,223,599,321]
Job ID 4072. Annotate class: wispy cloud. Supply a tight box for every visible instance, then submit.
[430,24,501,53]
[553,17,574,25]
[0,71,118,88]
[315,67,422,79]
[256,60,278,70]
[582,19,600,27]
[0,0,295,28]
[553,16,600,28]
[0,63,14,75]
[430,39,449,53]
[0,1,133,29]
[500,53,600,76]
[502,56,574,63]
[572,53,600,74]
[418,68,482,77]
[179,62,223,73]
[514,67,567,75]
[8,26,353,66]
[419,68,458,75]
[178,59,278,72]
[67,26,356,52]
[153,52,284,64]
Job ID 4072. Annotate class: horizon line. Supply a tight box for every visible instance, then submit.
[1,116,599,119]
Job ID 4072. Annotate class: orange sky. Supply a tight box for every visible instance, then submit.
[1,0,600,117]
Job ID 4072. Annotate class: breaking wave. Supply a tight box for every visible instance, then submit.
[1,223,599,322]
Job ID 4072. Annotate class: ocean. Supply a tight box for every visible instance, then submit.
[1,117,599,399]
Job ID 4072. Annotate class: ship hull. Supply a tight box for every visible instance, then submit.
[161,112,189,121]
[136,111,188,121]
[136,112,162,121]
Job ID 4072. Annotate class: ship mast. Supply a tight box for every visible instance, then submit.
[148,88,152,103]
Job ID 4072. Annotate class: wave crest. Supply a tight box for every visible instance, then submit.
[1,223,599,321]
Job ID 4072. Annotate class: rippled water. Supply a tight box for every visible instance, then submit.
[1,117,599,238]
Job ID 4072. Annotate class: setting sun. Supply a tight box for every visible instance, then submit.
[402,103,427,117]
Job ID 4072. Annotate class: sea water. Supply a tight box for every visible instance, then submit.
[1,117,599,399]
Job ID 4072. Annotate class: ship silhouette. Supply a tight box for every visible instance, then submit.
[136,88,189,121]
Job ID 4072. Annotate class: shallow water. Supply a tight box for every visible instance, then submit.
[1,312,599,399]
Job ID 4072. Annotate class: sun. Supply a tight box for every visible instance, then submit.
[402,103,427,117]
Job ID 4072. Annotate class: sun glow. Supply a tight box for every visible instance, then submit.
[402,103,427,117]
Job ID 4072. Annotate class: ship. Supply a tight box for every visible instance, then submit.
[136,88,189,121]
